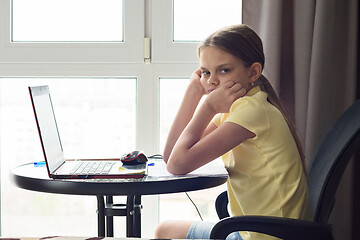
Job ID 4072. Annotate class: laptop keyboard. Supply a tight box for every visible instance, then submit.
[70,161,115,175]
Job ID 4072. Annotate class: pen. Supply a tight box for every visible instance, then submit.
[34,161,46,167]
[148,163,155,166]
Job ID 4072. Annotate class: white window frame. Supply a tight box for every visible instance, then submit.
[0,0,144,63]
[0,0,159,238]
[151,0,199,63]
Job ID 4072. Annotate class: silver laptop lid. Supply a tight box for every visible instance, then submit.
[29,85,65,174]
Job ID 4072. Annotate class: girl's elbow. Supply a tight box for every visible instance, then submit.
[166,160,181,175]
[162,154,169,164]
[162,148,171,164]
[166,157,190,175]
[166,164,177,175]
[167,166,189,175]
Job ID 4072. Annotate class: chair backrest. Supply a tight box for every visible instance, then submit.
[308,100,360,223]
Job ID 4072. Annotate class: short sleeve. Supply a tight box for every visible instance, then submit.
[212,114,222,127]
[225,92,269,137]
[211,112,230,127]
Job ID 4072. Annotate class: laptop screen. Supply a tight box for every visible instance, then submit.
[29,86,65,174]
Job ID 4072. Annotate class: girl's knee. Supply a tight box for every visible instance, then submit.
[154,220,193,239]
[154,221,170,238]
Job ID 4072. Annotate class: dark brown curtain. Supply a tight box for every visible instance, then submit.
[242,0,358,239]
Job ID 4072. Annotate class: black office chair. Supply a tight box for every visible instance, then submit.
[210,100,360,240]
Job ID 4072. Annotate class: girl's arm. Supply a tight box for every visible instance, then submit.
[163,69,207,163]
[166,81,254,175]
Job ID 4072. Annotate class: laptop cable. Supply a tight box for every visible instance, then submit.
[148,154,204,221]
[185,192,204,221]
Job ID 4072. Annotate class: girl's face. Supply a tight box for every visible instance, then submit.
[199,46,252,94]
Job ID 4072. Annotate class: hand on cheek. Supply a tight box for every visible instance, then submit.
[189,68,207,96]
[205,81,246,113]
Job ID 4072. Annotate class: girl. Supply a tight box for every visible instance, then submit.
[155,24,312,240]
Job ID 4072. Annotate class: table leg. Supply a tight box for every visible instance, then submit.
[106,196,114,237]
[126,195,134,237]
[99,195,141,238]
[96,196,105,237]
[133,195,142,237]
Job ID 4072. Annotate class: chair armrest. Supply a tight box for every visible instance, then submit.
[210,215,334,240]
[215,191,229,219]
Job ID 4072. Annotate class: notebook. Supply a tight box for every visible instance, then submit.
[28,85,147,179]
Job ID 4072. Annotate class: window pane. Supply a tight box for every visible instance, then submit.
[159,78,188,151]
[1,78,135,236]
[173,0,242,42]
[159,78,226,222]
[12,0,123,42]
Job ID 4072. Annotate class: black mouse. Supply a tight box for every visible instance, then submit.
[120,151,148,165]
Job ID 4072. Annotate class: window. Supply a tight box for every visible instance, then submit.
[12,0,124,42]
[0,0,143,63]
[173,0,242,42]
[152,0,242,62]
[159,78,188,150]
[0,0,242,237]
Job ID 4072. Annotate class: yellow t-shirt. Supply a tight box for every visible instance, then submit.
[212,86,313,240]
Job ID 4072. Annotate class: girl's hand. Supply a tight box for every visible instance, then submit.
[188,68,206,96]
[205,81,246,113]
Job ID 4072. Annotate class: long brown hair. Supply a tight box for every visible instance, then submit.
[199,24,307,174]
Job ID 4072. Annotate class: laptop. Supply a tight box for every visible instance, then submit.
[28,85,147,179]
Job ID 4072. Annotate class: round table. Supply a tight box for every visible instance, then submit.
[10,161,228,238]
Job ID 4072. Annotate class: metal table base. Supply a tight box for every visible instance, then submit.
[97,195,142,237]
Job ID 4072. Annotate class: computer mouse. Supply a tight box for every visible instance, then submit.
[120,151,148,165]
